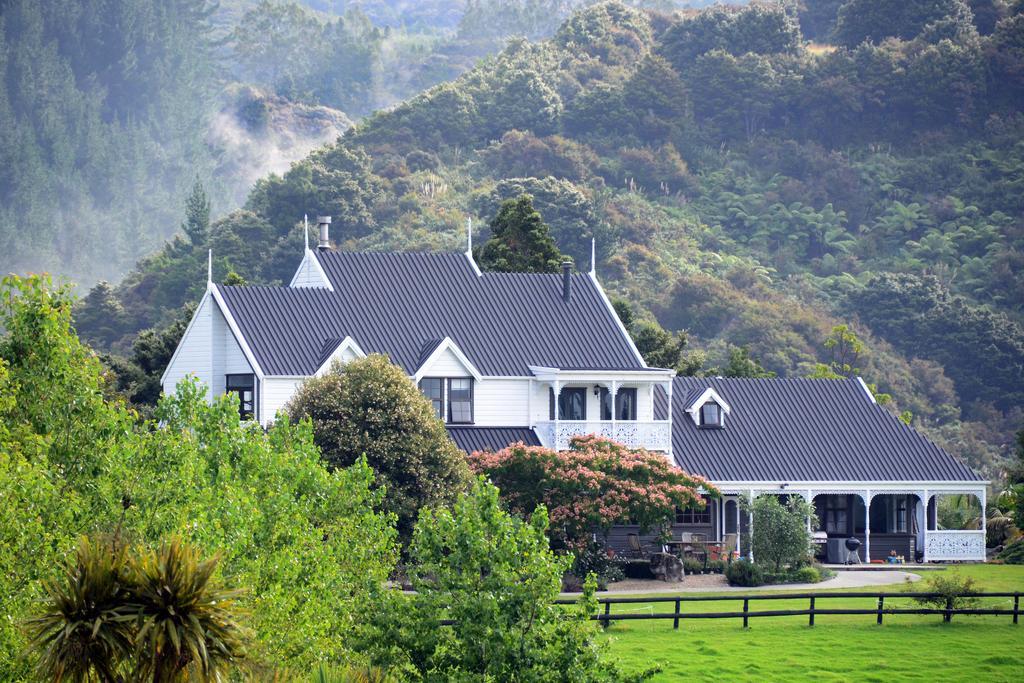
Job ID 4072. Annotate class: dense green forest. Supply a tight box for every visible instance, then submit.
[3,0,663,283]
[20,0,1024,482]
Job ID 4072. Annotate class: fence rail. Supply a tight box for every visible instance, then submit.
[544,591,1022,629]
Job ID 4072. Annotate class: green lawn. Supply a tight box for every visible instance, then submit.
[602,565,1024,682]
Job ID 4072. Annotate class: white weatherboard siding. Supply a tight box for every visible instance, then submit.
[162,294,213,400]
[209,297,252,397]
[162,292,253,402]
[474,379,530,425]
[315,340,365,376]
[419,346,474,377]
[289,250,332,289]
[262,378,305,425]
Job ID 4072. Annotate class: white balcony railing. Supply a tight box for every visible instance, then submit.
[924,530,986,561]
[537,420,672,452]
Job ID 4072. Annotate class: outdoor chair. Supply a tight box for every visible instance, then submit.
[626,533,648,559]
[687,533,708,564]
[712,533,737,561]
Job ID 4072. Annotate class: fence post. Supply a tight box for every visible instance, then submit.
[743,598,749,629]
[809,596,815,627]
[944,596,953,623]
[603,601,611,629]
[876,596,884,625]
[1014,593,1019,625]
[674,598,681,630]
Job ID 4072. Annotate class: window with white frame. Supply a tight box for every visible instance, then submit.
[418,377,473,424]
[226,374,255,420]
[448,378,473,424]
[700,402,722,428]
[419,378,444,419]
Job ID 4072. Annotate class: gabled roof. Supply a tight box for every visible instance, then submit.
[216,251,645,376]
[314,336,365,375]
[447,426,540,454]
[666,377,982,483]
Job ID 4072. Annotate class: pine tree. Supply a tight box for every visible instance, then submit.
[477,194,564,274]
[182,178,211,245]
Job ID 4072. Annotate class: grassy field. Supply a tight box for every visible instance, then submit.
[602,565,1024,682]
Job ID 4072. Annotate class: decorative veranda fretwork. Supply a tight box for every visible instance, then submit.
[925,530,986,561]
[538,420,672,451]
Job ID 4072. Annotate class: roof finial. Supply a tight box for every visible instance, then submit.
[466,217,472,254]
[590,237,596,277]
[207,248,213,286]
[304,214,309,251]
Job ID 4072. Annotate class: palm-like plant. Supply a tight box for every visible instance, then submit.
[27,536,136,683]
[129,538,246,683]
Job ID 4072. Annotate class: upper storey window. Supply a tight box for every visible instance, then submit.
[700,402,723,428]
[419,377,474,424]
[448,378,474,424]
[599,387,638,420]
[420,378,444,419]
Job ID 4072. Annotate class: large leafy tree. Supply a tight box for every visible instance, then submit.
[833,0,973,46]
[0,275,398,677]
[477,194,566,274]
[285,354,471,542]
[366,479,652,682]
[659,4,801,68]
[468,436,715,551]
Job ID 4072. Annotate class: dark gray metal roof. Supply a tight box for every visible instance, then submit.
[217,251,644,376]
[668,377,983,483]
[447,426,540,453]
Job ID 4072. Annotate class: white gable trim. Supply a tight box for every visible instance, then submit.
[465,250,482,276]
[856,376,877,404]
[314,336,366,376]
[414,337,482,382]
[160,288,212,386]
[588,272,647,367]
[289,249,334,290]
[209,285,266,380]
[685,387,731,425]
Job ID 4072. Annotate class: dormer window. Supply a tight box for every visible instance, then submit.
[686,386,731,428]
[700,402,723,428]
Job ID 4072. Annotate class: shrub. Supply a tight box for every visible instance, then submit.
[706,559,727,574]
[744,495,817,573]
[725,559,764,587]
[791,565,822,584]
[910,572,980,610]
[683,558,704,575]
[28,536,247,682]
[987,511,1020,548]
[998,538,1024,564]
[572,538,625,588]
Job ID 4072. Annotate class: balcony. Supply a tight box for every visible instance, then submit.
[536,420,672,452]
[924,530,986,561]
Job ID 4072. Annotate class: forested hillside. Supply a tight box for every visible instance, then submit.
[70,0,1024,481]
[1,0,616,284]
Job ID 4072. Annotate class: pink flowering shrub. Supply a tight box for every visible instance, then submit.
[468,435,718,550]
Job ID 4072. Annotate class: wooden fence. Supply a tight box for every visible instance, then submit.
[546,591,1022,629]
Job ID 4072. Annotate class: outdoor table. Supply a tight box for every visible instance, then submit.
[665,541,724,571]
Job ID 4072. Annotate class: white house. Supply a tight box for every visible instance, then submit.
[162,217,987,563]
